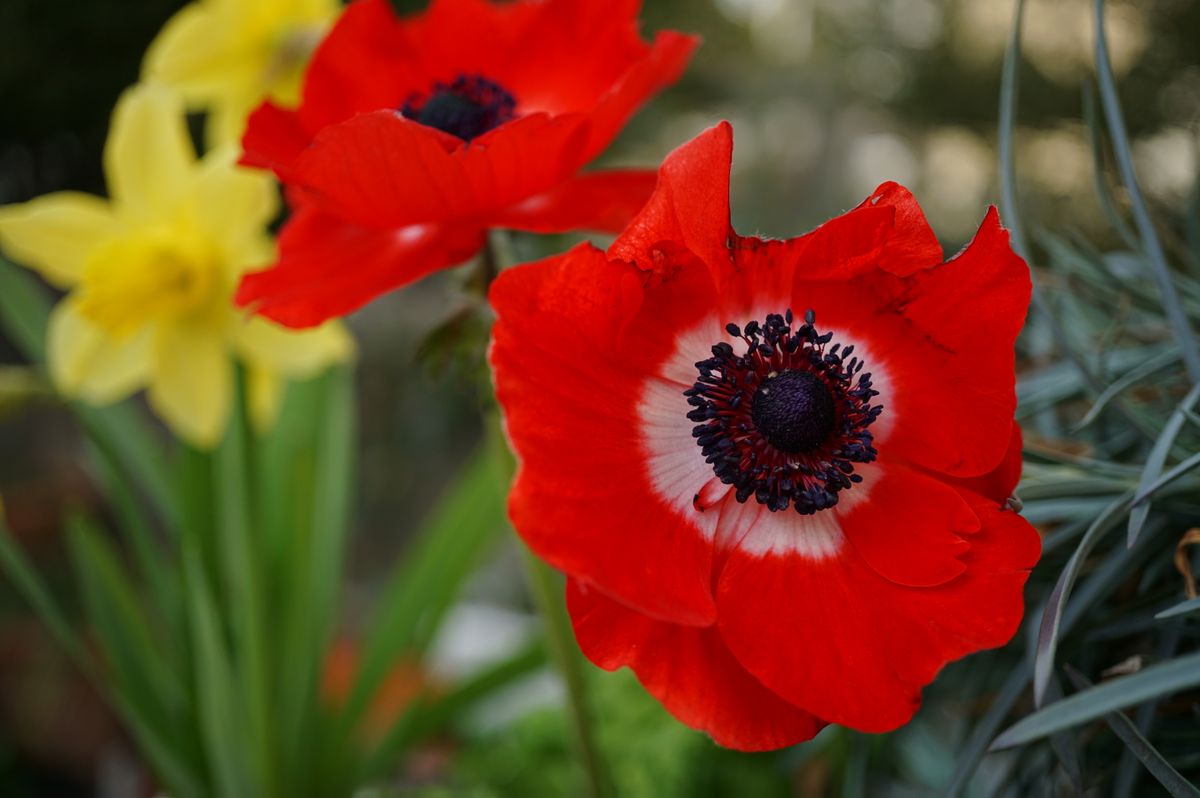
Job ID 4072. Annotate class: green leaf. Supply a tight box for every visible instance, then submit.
[993,652,1200,749]
[211,371,272,795]
[360,638,547,780]
[0,256,50,361]
[86,441,180,638]
[0,518,89,670]
[181,544,250,798]
[66,516,186,729]
[332,433,508,754]
[65,515,206,796]
[0,257,179,529]
[263,367,356,792]
[76,404,179,531]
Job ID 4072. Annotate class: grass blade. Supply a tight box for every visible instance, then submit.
[993,651,1200,749]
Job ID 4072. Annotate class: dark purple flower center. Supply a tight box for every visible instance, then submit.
[686,309,882,515]
[400,74,517,141]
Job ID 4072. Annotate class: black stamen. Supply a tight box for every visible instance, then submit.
[400,74,516,141]
[685,309,882,515]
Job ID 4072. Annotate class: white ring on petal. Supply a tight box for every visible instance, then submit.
[639,308,894,556]
[733,463,879,558]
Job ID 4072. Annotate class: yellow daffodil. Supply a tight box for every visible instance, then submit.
[0,84,352,448]
[142,0,339,148]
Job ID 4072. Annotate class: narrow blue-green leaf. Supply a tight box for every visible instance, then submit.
[945,661,1031,797]
[1128,383,1200,546]
[949,529,1155,796]
[999,0,1107,405]
[997,0,1028,258]
[1155,596,1200,620]
[1073,346,1180,431]
[1093,0,1200,381]
[1134,450,1200,506]
[181,545,249,798]
[1082,82,1140,249]
[1034,490,1134,706]
[994,651,1200,749]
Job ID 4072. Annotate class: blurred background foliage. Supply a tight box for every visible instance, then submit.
[1,0,1199,796]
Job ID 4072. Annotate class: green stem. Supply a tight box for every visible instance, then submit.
[478,233,611,796]
[519,549,615,798]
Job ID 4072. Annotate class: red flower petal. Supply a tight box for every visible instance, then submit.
[291,110,589,229]
[490,244,720,626]
[609,122,734,284]
[714,205,1028,480]
[488,169,657,234]
[567,579,824,751]
[878,209,1031,476]
[851,181,943,276]
[941,423,1024,504]
[240,101,311,175]
[716,486,1039,732]
[580,30,699,160]
[235,205,484,328]
[839,462,976,588]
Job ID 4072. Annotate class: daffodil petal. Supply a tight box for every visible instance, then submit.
[148,322,232,448]
[205,101,257,151]
[47,297,152,403]
[246,364,285,433]
[194,150,280,264]
[143,3,257,95]
[234,316,354,377]
[0,193,116,288]
[104,84,196,220]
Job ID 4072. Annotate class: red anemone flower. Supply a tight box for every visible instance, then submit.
[234,0,697,327]
[489,122,1041,750]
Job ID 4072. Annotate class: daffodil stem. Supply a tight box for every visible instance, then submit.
[519,548,615,798]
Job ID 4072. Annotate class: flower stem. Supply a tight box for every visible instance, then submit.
[519,547,615,798]
[479,234,612,797]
